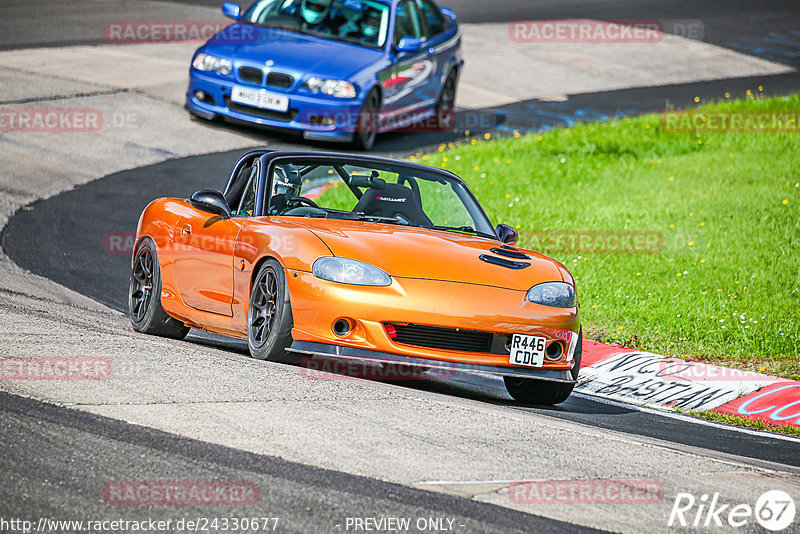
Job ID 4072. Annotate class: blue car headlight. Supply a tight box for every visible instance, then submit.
[192,52,232,75]
[305,77,357,99]
[313,257,391,286]
[526,282,577,308]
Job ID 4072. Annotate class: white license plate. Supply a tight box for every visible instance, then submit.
[230,85,289,112]
[509,334,546,368]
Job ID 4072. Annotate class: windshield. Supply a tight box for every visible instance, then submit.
[243,0,390,49]
[265,158,497,239]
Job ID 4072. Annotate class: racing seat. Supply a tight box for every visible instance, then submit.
[352,183,433,227]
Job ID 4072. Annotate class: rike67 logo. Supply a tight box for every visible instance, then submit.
[669,490,796,531]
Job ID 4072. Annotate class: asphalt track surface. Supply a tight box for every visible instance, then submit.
[3,0,800,51]
[0,391,597,533]
[2,1,800,532]
[2,0,799,144]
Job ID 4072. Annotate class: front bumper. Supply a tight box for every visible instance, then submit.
[186,70,362,142]
[289,341,576,383]
[286,271,580,379]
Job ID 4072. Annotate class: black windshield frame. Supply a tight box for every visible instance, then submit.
[255,152,498,239]
[240,0,391,51]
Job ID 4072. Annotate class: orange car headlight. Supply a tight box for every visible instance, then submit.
[526,282,577,308]
[312,257,392,287]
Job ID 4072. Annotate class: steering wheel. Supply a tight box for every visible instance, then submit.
[287,196,320,209]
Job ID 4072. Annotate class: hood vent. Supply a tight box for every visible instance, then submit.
[479,254,530,269]
[490,247,531,260]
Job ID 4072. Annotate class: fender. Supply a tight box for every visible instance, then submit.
[135,198,201,316]
[230,217,334,331]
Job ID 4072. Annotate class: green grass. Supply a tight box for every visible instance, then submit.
[677,409,800,437]
[405,92,799,378]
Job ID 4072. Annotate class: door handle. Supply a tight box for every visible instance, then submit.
[181,224,192,237]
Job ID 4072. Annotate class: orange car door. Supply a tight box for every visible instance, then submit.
[172,209,242,316]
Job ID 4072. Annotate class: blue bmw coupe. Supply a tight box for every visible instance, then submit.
[187,0,462,149]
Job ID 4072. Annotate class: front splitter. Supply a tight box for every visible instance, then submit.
[288,340,576,383]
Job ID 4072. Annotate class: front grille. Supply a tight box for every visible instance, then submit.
[389,323,494,353]
[238,66,264,84]
[224,97,299,121]
[267,71,294,88]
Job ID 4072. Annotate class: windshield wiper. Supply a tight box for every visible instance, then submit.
[355,213,404,224]
[317,33,378,49]
[254,20,306,33]
[270,25,309,35]
[429,225,496,239]
[317,211,403,224]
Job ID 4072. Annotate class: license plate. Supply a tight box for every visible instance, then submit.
[509,334,546,368]
[230,85,289,112]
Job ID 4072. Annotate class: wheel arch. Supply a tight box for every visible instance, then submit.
[231,221,333,331]
[363,83,383,109]
[133,198,182,267]
[446,63,460,79]
[250,255,284,294]
[371,83,383,103]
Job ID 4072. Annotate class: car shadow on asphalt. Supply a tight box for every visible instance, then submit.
[184,329,632,416]
[187,110,495,156]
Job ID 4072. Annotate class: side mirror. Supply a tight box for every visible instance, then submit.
[190,190,232,219]
[495,223,518,244]
[396,37,423,53]
[440,7,457,21]
[222,2,241,20]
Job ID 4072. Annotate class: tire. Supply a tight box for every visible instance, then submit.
[571,328,583,381]
[504,376,574,405]
[437,68,458,114]
[129,237,190,339]
[504,329,582,405]
[432,68,458,134]
[353,88,380,151]
[247,259,298,363]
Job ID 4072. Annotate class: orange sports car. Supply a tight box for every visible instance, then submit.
[129,150,581,404]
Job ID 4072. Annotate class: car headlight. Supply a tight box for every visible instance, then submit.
[312,257,391,286]
[192,52,232,75]
[305,77,357,99]
[526,282,577,308]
